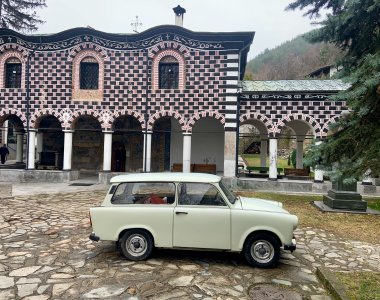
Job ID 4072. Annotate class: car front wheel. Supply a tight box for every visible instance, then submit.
[120,229,153,261]
[243,233,280,268]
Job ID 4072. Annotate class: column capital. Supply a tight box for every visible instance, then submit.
[145,130,153,135]
[63,129,75,133]
[183,132,192,136]
[102,130,114,134]
[28,129,37,133]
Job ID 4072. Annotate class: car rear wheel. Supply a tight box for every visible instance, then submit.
[120,229,153,261]
[243,233,280,268]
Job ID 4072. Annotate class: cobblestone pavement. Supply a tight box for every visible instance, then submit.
[1,191,379,300]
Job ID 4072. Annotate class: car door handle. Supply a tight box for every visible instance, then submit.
[175,211,188,215]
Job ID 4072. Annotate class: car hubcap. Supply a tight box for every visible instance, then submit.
[251,240,274,263]
[126,235,147,257]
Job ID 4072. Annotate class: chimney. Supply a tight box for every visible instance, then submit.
[173,5,186,27]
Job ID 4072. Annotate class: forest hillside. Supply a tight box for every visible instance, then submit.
[245,35,343,80]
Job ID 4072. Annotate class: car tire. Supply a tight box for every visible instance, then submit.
[243,233,280,268]
[120,229,153,261]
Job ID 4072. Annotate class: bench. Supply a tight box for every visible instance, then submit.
[171,163,217,174]
[246,166,284,175]
[284,168,310,180]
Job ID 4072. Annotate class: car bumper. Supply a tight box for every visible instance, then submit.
[284,238,296,251]
[89,233,100,242]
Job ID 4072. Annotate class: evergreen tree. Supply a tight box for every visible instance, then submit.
[287,0,380,179]
[0,0,47,32]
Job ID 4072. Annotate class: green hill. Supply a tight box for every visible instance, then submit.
[245,35,343,80]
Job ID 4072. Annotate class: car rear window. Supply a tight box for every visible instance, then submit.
[111,182,175,205]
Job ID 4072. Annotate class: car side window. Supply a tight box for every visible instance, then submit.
[178,183,226,206]
[111,182,175,205]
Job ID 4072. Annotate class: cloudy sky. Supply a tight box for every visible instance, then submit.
[37,0,318,59]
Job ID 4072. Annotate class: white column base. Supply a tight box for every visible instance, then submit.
[296,140,304,169]
[224,131,236,177]
[16,133,24,163]
[27,130,37,170]
[103,131,113,172]
[143,131,152,172]
[314,166,324,183]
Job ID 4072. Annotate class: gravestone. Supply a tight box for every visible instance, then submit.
[323,179,367,211]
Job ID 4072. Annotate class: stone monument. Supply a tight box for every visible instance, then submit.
[323,179,367,211]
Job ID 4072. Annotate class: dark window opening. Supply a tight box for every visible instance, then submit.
[159,57,179,89]
[80,58,99,90]
[5,59,22,88]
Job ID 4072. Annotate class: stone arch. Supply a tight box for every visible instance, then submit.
[0,50,27,89]
[71,109,105,130]
[151,49,187,90]
[67,43,108,62]
[186,111,225,133]
[31,109,62,129]
[114,109,145,130]
[0,108,26,128]
[275,113,322,138]
[239,112,274,135]
[148,110,186,131]
[321,115,341,137]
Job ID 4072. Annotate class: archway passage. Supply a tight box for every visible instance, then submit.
[0,115,25,167]
[151,117,183,172]
[278,120,315,170]
[112,115,143,172]
[191,117,224,173]
[35,115,64,169]
[239,119,269,173]
[72,115,103,172]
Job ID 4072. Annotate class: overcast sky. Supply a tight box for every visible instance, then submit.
[37,0,318,59]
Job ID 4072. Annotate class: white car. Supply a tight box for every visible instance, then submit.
[89,173,298,268]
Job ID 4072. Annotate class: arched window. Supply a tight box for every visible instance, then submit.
[159,56,179,89]
[80,57,99,90]
[5,57,22,88]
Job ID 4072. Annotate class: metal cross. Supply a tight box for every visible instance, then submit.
[131,16,143,33]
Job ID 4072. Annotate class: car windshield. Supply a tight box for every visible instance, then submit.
[219,181,236,204]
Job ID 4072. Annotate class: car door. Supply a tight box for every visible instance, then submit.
[173,182,231,250]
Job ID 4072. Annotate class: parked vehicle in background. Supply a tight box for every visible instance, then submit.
[89,173,298,268]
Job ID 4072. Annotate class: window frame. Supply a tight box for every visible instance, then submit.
[177,182,228,207]
[5,59,22,88]
[158,60,179,89]
[79,60,99,90]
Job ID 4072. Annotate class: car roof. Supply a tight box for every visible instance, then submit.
[110,172,221,184]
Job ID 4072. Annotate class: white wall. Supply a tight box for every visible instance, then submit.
[191,117,224,172]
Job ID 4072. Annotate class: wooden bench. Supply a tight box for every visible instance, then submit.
[246,166,284,175]
[171,163,217,174]
[284,168,310,180]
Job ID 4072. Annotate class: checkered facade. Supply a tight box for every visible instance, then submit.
[0,40,235,133]
[240,94,346,138]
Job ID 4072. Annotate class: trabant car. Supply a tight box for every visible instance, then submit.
[89,173,298,268]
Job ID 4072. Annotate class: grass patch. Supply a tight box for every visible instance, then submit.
[335,272,380,300]
[241,154,290,168]
[368,198,380,212]
[238,191,380,244]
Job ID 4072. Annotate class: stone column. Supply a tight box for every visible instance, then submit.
[268,138,278,180]
[103,131,113,172]
[143,131,152,172]
[182,133,192,173]
[260,139,267,168]
[63,130,74,171]
[16,132,24,163]
[36,132,43,162]
[224,131,236,177]
[2,120,8,144]
[27,129,36,170]
[296,139,304,169]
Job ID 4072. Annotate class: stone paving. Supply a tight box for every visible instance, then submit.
[0,191,379,299]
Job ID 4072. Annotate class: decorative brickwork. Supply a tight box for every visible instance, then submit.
[187,110,225,133]
[148,110,186,131]
[240,112,274,134]
[275,113,322,138]
[31,109,62,129]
